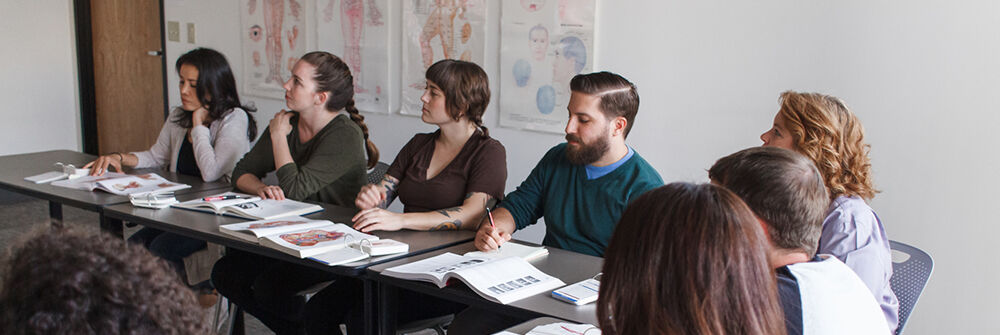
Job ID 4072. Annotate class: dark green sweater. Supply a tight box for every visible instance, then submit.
[231,113,366,207]
[501,143,663,257]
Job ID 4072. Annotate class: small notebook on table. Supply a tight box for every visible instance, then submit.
[551,276,600,305]
[172,192,323,220]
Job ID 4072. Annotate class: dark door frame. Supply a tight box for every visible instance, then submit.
[73,0,168,155]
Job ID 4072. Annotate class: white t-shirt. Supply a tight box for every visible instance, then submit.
[786,255,891,335]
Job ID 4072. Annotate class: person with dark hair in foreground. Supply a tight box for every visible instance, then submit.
[598,182,786,335]
[710,146,889,335]
[0,226,208,334]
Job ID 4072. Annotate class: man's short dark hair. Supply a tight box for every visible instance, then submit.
[570,71,639,138]
[709,146,829,255]
[0,226,208,334]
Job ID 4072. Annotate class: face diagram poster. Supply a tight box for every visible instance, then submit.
[316,0,391,114]
[400,0,487,116]
[242,0,311,100]
[498,0,596,134]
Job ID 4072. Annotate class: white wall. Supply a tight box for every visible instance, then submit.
[165,1,998,333]
[0,1,81,155]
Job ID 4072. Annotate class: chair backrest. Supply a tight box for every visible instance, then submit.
[367,162,390,185]
[889,240,933,335]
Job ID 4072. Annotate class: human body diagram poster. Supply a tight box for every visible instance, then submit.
[400,0,487,115]
[499,0,596,133]
[242,0,311,100]
[316,0,391,114]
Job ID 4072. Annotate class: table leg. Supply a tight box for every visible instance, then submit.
[48,201,62,227]
[377,281,398,335]
[99,213,124,238]
[363,279,375,335]
[229,306,245,335]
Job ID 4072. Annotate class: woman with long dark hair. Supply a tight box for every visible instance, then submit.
[84,47,257,181]
[85,48,257,306]
[598,183,786,335]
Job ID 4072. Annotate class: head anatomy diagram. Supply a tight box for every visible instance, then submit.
[553,35,587,84]
[528,25,549,61]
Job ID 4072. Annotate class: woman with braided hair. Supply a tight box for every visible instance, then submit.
[212,51,379,334]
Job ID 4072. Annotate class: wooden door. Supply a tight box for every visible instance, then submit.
[91,0,164,154]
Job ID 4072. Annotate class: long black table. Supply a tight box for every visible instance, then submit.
[367,241,603,334]
[0,150,230,235]
[101,189,475,335]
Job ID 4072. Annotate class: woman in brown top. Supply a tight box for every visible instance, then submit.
[304,59,507,335]
[351,59,507,232]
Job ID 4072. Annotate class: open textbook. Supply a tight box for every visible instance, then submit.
[219,217,380,259]
[493,322,601,335]
[381,252,565,304]
[50,172,190,196]
[173,192,323,220]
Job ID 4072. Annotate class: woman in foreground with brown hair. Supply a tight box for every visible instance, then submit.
[598,182,786,335]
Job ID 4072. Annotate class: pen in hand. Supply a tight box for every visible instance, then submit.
[485,198,500,249]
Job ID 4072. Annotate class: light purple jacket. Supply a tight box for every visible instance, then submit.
[819,195,899,333]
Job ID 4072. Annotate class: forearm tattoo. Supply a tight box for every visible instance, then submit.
[435,206,462,218]
[379,175,400,209]
[431,219,462,231]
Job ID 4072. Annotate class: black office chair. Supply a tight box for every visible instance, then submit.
[368,162,390,185]
[889,240,933,335]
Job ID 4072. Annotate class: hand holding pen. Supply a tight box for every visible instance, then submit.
[475,198,509,251]
[484,199,500,250]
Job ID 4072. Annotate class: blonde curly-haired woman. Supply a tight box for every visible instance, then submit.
[760,91,898,333]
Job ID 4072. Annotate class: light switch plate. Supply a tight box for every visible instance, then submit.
[186,23,196,44]
[167,21,180,42]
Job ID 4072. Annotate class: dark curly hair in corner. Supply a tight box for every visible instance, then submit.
[0,226,209,334]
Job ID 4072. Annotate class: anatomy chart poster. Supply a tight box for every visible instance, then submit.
[242,0,310,100]
[400,0,487,116]
[316,0,391,114]
[499,0,595,134]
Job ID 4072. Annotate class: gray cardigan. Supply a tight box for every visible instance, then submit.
[132,107,252,182]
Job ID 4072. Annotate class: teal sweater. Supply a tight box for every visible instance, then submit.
[501,143,663,257]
